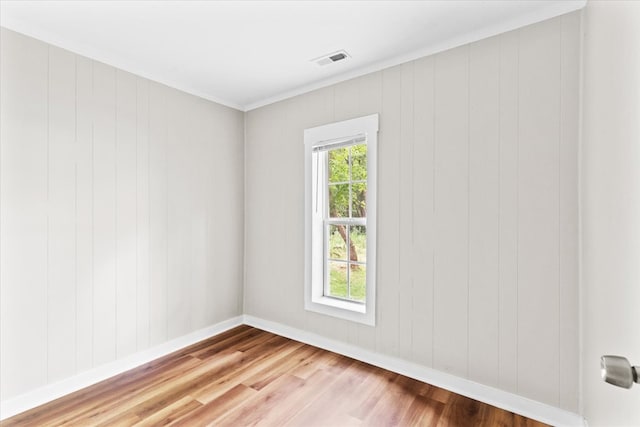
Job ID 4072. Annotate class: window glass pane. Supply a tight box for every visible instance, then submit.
[351,144,367,181]
[351,182,367,218]
[328,184,349,217]
[328,225,347,261]
[328,147,349,183]
[328,261,348,299]
[349,264,366,302]
[349,225,366,263]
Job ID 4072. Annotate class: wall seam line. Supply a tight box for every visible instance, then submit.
[74,53,79,375]
[515,28,520,395]
[114,69,119,359]
[431,56,436,369]
[497,36,502,389]
[558,17,564,407]
[90,60,95,368]
[466,44,471,380]
[135,76,139,353]
[46,44,51,384]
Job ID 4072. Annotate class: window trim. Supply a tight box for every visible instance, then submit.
[304,114,378,326]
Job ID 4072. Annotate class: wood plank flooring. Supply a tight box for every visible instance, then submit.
[1,326,548,426]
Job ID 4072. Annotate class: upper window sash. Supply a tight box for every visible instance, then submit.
[311,134,366,152]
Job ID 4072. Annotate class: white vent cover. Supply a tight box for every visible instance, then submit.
[311,50,351,66]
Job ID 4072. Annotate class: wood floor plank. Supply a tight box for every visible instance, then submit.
[192,337,304,404]
[243,344,321,390]
[283,345,342,379]
[214,374,306,426]
[169,384,258,427]
[426,384,453,404]
[398,394,446,426]
[131,396,202,427]
[1,326,550,427]
[326,413,363,426]
[172,325,253,359]
[362,374,424,426]
[254,368,341,426]
[282,361,375,427]
[63,354,239,426]
[189,327,267,360]
[94,352,248,425]
[302,351,355,377]
[514,414,551,427]
[233,329,281,352]
[349,366,399,421]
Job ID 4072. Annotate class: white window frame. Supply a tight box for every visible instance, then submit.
[304,114,378,326]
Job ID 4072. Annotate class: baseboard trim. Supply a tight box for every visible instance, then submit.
[243,314,585,427]
[0,315,244,421]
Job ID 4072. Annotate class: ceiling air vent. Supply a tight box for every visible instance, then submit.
[312,50,351,66]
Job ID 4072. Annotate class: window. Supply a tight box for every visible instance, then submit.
[304,114,378,325]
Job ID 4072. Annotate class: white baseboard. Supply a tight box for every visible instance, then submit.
[0,315,244,421]
[243,314,586,427]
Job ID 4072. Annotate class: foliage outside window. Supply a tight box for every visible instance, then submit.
[326,144,367,302]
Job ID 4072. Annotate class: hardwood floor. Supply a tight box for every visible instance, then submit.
[1,326,548,426]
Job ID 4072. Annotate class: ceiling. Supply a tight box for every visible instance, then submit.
[0,0,586,111]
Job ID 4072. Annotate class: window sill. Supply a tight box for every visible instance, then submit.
[305,295,374,326]
[315,296,365,313]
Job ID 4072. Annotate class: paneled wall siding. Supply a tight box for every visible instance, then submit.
[245,13,580,411]
[0,28,245,400]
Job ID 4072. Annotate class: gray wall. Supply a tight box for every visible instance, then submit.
[0,28,244,401]
[581,1,640,425]
[245,13,580,411]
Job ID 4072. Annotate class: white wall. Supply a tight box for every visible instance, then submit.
[245,13,581,411]
[581,1,640,425]
[0,28,244,401]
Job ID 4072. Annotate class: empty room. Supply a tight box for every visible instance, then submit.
[0,1,638,426]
